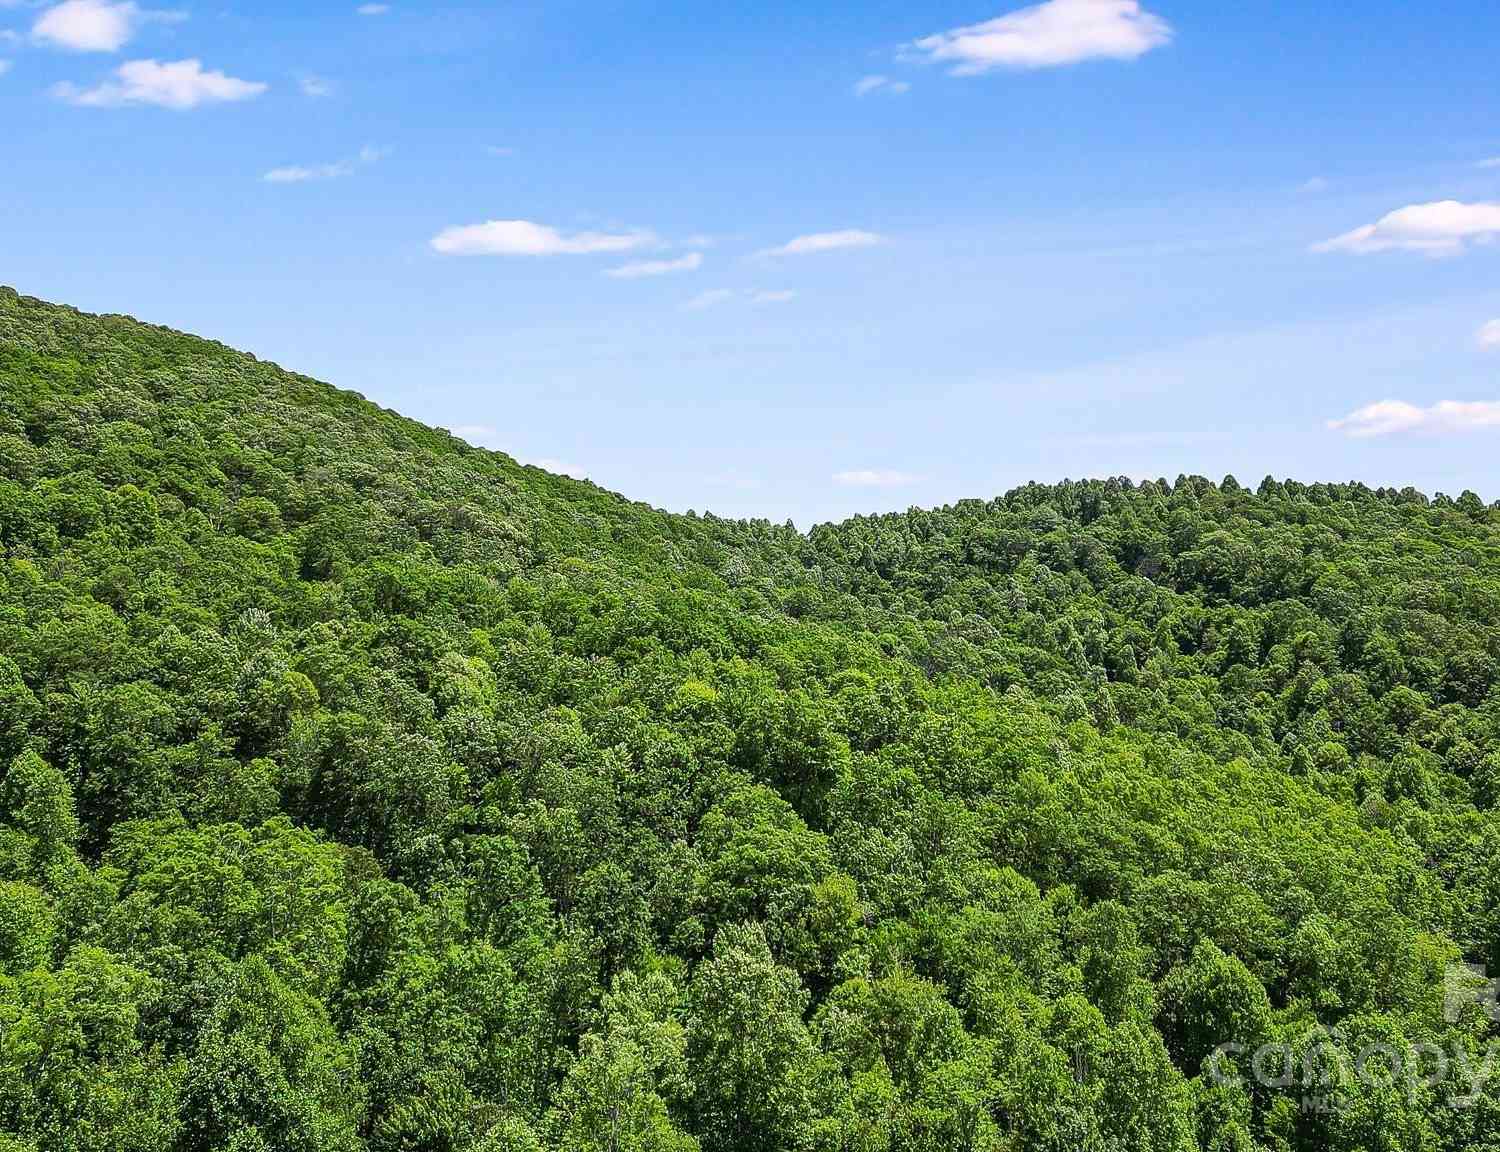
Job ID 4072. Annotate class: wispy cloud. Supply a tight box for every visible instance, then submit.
[431,219,653,257]
[0,60,10,77]
[263,144,388,184]
[524,456,588,479]
[854,74,910,97]
[1298,176,1329,194]
[1328,398,1500,438]
[485,145,516,157]
[1313,200,1500,256]
[1478,157,1500,170]
[758,229,884,257]
[680,288,796,310]
[682,289,735,311]
[604,252,702,279]
[911,0,1171,75]
[356,3,389,14]
[833,469,922,487]
[298,73,331,98]
[1478,320,1500,350]
[703,470,762,491]
[450,425,587,479]
[54,57,267,108]
[452,423,500,446]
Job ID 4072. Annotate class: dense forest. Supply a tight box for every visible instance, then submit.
[5,284,1500,1151]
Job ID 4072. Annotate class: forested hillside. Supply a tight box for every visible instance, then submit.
[5,284,1500,1151]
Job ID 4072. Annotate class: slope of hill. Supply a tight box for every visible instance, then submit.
[4,285,1500,1151]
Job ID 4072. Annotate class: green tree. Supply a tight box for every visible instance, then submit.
[686,923,821,1152]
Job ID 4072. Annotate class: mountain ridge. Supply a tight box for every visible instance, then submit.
[11,283,1496,532]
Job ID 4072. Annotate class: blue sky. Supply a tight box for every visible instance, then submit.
[3,0,1500,525]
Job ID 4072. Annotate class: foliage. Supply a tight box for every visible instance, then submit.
[3,285,1500,1149]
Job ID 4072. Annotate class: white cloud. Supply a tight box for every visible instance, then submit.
[1328,398,1500,438]
[54,57,267,108]
[450,426,587,479]
[432,219,652,257]
[356,3,389,14]
[758,229,884,257]
[854,74,910,97]
[298,73,331,98]
[604,252,702,279]
[703,470,762,490]
[1298,176,1329,194]
[263,144,388,184]
[1478,320,1500,350]
[833,469,922,487]
[0,60,10,76]
[34,0,140,52]
[524,456,588,479]
[1313,200,1500,256]
[1479,157,1500,170]
[679,288,795,310]
[452,424,500,446]
[486,145,516,157]
[912,0,1171,75]
[682,289,734,311]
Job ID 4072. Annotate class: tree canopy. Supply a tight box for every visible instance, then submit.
[4,285,1500,1150]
